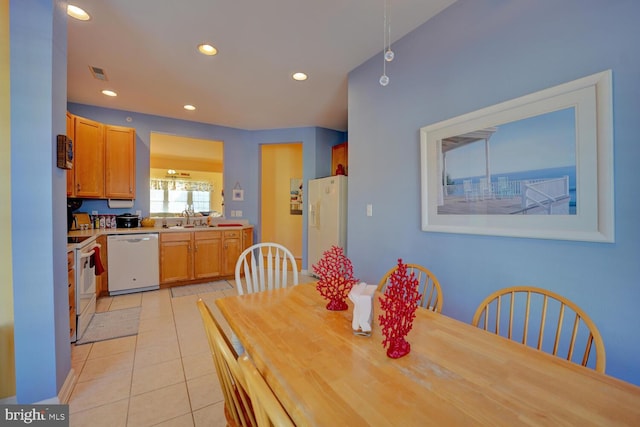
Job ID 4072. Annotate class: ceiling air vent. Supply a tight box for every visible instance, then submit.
[89,66,108,81]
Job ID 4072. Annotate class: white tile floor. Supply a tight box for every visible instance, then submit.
[68,275,314,427]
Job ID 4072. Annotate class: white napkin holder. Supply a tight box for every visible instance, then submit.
[348,282,377,336]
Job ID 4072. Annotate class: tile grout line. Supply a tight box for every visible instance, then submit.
[171,287,198,426]
[127,292,150,426]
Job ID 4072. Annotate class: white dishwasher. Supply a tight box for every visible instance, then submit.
[107,233,159,295]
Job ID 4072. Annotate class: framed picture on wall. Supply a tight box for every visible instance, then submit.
[290,178,303,215]
[232,189,244,201]
[420,70,614,242]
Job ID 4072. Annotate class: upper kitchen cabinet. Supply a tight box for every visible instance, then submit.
[66,113,137,200]
[331,142,348,176]
[105,125,136,199]
[73,115,104,198]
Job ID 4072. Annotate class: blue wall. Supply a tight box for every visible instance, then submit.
[10,0,70,403]
[67,104,346,269]
[347,0,640,385]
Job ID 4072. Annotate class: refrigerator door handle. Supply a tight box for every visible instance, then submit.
[309,202,319,228]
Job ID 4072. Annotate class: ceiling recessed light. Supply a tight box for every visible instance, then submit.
[101,90,117,97]
[292,72,308,81]
[197,44,218,56]
[184,105,196,111]
[67,5,90,21]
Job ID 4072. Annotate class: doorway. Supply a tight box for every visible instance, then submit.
[260,143,303,270]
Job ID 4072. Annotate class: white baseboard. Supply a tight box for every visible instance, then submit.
[35,396,60,404]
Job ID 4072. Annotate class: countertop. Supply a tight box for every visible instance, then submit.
[67,220,252,251]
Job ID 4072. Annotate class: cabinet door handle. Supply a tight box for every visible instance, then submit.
[195,244,198,252]
[76,183,81,191]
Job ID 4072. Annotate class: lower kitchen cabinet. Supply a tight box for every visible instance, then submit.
[159,227,253,286]
[194,231,223,279]
[222,230,242,276]
[96,234,108,296]
[68,250,76,339]
[242,227,253,250]
[160,232,193,284]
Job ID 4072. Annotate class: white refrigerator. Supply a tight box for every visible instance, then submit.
[307,175,347,273]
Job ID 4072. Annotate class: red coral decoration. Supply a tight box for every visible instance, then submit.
[378,259,422,358]
[313,246,359,311]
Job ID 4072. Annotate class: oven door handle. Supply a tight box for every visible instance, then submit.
[78,243,101,260]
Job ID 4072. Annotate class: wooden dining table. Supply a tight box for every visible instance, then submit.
[215,283,640,426]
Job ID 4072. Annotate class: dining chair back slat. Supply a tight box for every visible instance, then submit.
[235,243,298,295]
[238,354,295,427]
[196,299,257,427]
[377,263,443,313]
[472,286,606,373]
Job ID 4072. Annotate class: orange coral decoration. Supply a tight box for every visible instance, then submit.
[313,246,359,311]
[378,259,422,358]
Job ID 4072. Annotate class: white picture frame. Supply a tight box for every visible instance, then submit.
[420,70,614,242]
[232,189,244,201]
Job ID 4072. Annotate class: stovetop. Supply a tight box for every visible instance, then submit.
[67,236,92,244]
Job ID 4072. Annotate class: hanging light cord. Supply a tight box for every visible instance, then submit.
[380,0,394,86]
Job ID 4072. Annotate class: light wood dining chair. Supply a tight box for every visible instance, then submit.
[196,299,257,427]
[471,286,606,373]
[235,242,299,295]
[377,263,443,312]
[238,354,295,427]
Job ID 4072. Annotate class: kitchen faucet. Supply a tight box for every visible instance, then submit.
[182,204,194,225]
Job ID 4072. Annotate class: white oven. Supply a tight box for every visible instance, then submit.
[74,237,100,342]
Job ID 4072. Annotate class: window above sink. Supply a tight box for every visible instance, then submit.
[150,132,224,218]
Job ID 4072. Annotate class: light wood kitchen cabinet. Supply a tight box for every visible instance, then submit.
[222,230,242,276]
[66,113,136,199]
[95,234,108,297]
[194,231,223,279]
[159,227,254,285]
[66,112,75,197]
[73,115,105,198]
[67,250,76,339]
[242,227,253,251]
[160,230,225,283]
[331,142,348,176]
[160,232,193,284]
[105,125,136,199]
